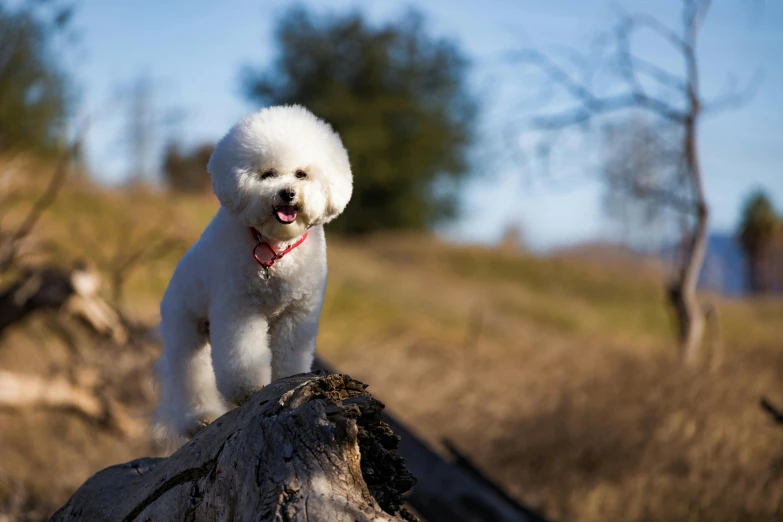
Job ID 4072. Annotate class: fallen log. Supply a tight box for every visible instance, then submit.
[0,268,74,334]
[49,373,418,522]
[0,264,127,344]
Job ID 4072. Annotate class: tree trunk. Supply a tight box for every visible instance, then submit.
[669,95,709,365]
[669,201,709,365]
[48,373,418,522]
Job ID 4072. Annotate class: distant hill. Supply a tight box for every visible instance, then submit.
[550,241,668,283]
[553,232,750,297]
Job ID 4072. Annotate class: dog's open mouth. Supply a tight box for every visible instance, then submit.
[274,205,298,224]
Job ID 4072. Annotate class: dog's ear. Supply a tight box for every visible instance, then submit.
[207,135,248,216]
[321,163,353,224]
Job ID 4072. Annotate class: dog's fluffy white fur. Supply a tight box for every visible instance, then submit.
[153,105,352,441]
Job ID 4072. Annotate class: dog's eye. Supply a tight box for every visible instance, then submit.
[295,170,307,180]
[261,170,277,180]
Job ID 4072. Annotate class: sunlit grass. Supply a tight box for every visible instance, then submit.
[2,164,782,522]
[5,173,777,351]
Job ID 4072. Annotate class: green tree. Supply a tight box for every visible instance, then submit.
[244,7,476,234]
[738,191,781,293]
[0,1,72,153]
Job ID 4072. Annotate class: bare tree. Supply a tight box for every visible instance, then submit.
[0,129,85,273]
[511,0,757,363]
[0,127,130,344]
[64,210,188,315]
[601,115,682,252]
[0,122,81,271]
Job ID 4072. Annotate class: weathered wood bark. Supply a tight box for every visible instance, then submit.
[49,373,418,522]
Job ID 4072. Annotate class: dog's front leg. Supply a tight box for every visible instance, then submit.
[270,311,319,382]
[209,299,272,406]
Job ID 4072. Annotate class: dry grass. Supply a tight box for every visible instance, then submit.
[318,236,783,521]
[0,169,782,521]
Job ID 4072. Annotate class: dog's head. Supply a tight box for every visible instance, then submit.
[207,105,352,241]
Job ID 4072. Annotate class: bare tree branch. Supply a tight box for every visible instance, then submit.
[508,49,601,108]
[0,152,26,227]
[633,13,690,53]
[531,92,686,130]
[509,48,686,130]
[109,234,184,308]
[0,154,70,272]
[703,68,764,113]
[614,15,646,96]
[614,14,688,94]
[625,54,688,93]
[684,0,713,34]
[760,397,783,425]
[0,122,88,273]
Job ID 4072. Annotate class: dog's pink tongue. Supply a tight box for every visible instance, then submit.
[276,206,297,223]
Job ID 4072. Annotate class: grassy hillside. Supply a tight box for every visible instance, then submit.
[1,168,782,521]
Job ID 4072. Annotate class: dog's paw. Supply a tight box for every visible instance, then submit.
[183,419,210,439]
[181,413,219,439]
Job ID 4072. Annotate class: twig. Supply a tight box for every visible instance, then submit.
[702,68,764,114]
[760,397,783,425]
[0,140,81,273]
[109,233,185,308]
[614,13,688,94]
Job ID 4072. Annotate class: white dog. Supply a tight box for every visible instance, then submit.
[153,105,352,441]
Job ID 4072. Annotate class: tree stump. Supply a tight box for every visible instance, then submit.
[49,373,418,522]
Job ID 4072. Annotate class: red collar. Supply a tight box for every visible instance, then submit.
[250,228,309,269]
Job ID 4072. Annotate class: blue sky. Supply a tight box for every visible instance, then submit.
[62,0,783,251]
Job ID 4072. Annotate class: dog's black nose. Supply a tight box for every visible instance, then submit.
[279,187,296,203]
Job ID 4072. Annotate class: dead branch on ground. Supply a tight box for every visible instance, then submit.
[0,369,140,437]
[0,263,127,344]
[761,397,783,426]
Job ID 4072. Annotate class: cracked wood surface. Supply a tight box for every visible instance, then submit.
[49,373,417,522]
